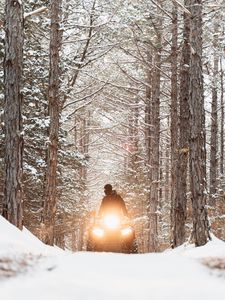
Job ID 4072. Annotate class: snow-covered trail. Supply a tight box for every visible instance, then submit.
[1,250,225,300]
[1,216,225,300]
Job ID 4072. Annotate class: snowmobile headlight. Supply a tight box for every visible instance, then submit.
[121,227,133,236]
[103,215,120,229]
[92,228,104,237]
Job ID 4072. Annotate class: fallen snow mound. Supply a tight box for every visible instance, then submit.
[1,215,225,300]
[0,216,58,256]
[168,234,225,259]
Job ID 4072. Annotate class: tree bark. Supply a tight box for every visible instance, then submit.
[145,50,153,251]
[170,3,178,246]
[3,0,24,229]
[209,19,219,206]
[145,50,152,171]
[172,0,190,247]
[189,0,210,246]
[43,0,62,245]
[148,26,162,252]
[220,58,224,177]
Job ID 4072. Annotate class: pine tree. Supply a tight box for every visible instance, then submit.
[170,2,179,247]
[3,0,24,229]
[148,7,162,252]
[189,0,210,246]
[42,0,62,245]
[172,0,191,247]
[0,1,4,213]
[209,16,219,206]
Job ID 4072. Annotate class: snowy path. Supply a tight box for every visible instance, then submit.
[1,216,225,300]
[1,250,225,300]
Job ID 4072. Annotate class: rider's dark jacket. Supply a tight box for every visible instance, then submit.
[99,190,128,216]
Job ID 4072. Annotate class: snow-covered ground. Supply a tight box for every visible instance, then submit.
[0,216,225,300]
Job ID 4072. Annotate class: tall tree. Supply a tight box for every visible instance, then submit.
[0,2,5,213]
[172,0,191,247]
[220,57,224,178]
[148,10,162,252]
[209,17,219,206]
[170,2,178,246]
[145,49,152,251]
[42,0,62,245]
[189,0,210,246]
[2,0,24,229]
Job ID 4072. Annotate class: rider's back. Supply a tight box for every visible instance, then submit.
[99,191,128,216]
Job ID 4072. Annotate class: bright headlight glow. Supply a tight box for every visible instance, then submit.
[103,215,120,229]
[121,227,133,236]
[92,228,104,237]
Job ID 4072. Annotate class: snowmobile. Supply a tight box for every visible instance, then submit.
[86,212,138,253]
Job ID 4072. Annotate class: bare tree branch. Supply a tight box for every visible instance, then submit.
[24,7,47,19]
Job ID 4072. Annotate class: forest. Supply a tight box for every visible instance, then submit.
[0,0,225,254]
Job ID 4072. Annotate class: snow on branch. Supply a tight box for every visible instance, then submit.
[171,0,191,15]
[24,7,47,19]
[63,83,107,110]
[150,0,172,19]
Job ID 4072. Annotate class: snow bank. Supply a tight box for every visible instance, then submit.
[183,235,225,258]
[167,234,225,259]
[0,216,58,256]
[1,216,225,300]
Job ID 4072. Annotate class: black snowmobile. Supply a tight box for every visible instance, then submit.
[86,212,138,253]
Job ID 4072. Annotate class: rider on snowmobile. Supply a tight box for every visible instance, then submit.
[86,184,137,253]
[99,184,128,217]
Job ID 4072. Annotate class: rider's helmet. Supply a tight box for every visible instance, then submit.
[104,184,113,195]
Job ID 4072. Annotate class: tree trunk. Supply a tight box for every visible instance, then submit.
[145,50,153,251]
[220,58,224,178]
[145,50,152,170]
[165,134,170,206]
[172,0,190,247]
[170,3,178,246]
[3,0,24,229]
[189,0,210,246]
[148,28,162,252]
[209,19,219,206]
[43,0,62,245]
